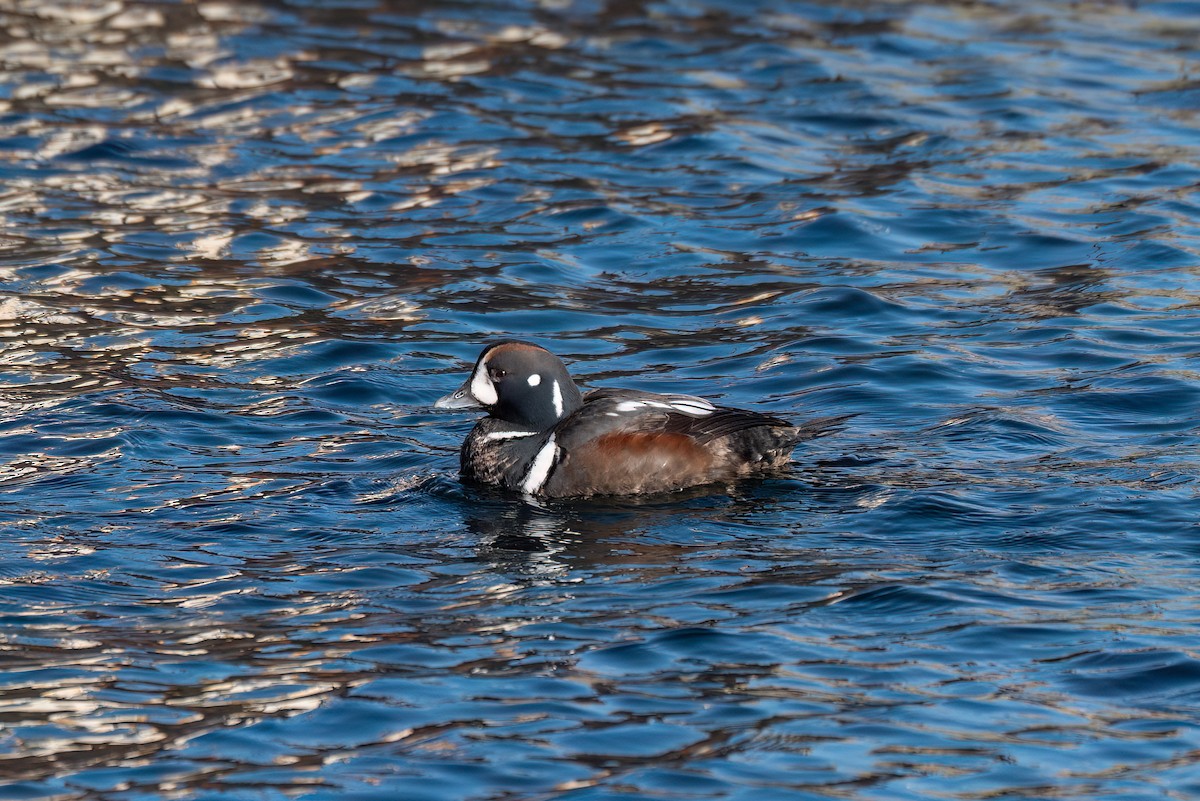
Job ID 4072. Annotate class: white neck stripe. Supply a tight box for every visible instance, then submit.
[551,380,564,419]
[482,430,538,442]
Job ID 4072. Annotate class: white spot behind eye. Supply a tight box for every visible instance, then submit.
[527,373,542,387]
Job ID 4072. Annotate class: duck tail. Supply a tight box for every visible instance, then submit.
[786,413,856,447]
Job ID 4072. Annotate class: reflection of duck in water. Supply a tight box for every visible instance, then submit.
[436,340,843,499]
[462,481,734,549]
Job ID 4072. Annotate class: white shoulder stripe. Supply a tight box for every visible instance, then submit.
[613,396,715,416]
[668,398,715,416]
[522,436,558,495]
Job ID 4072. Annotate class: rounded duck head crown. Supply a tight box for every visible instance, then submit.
[438,340,584,431]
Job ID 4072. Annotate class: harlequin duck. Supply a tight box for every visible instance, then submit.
[436,340,832,499]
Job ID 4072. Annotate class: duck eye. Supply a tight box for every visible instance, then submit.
[488,367,507,381]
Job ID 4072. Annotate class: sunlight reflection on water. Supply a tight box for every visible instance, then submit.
[0,0,1198,799]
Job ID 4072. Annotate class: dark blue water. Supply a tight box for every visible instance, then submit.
[1,1,1198,798]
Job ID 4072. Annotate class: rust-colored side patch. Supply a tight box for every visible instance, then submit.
[591,432,711,462]
[549,432,719,496]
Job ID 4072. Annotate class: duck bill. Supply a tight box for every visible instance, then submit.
[435,379,482,410]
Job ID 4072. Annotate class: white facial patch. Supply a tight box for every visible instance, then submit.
[527,373,541,387]
[470,362,498,406]
[522,436,558,495]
